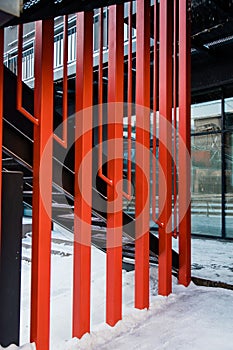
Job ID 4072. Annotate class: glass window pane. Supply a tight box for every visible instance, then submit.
[191,100,222,237]
[191,100,221,134]
[224,131,233,238]
[225,97,233,130]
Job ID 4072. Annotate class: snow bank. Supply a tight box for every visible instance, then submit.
[64,283,233,350]
[6,231,233,350]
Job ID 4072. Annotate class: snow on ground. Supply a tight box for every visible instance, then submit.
[69,284,233,350]
[2,226,233,350]
[174,236,233,284]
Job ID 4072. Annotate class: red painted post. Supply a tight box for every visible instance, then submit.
[0,29,3,255]
[73,11,93,338]
[178,0,191,286]
[30,20,54,350]
[158,0,173,296]
[152,0,158,226]
[173,0,178,238]
[98,7,113,188]
[17,24,39,125]
[106,4,124,326]
[123,1,132,201]
[53,15,68,148]
[135,0,150,309]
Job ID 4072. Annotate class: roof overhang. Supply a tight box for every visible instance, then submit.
[0,0,21,27]
[0,0,21,17]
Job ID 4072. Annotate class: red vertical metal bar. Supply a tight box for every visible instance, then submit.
[152,0,159,225]
[98,8,113,187]
[123,2,132,200]
[135,0,150,310]
[106,4,124,326]
[178,0,191,286]
[17,24,23,111]
[158,0,173,296]
[173,0,178,237]
[53,15,68,147]
[98,6,103,168]
[0,29,4,256]
[30,20,54,350]
[17,24,39,125]
[73,11,93,338]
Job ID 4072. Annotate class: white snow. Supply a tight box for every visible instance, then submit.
[68,284,233,350]
[2,227,233,350]
[174,237,233,284]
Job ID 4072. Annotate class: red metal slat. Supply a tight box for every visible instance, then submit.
[30,19,54,350]
[173,0,178,238]
[158,0,173,296]
[106,4,124,326]
[135,0,150,310]
[152,1,157,225]
[0,29,3,253]
[152,0,164,229]
[17,24,39,125]
[122,1,132,201]
[98,7,113,187]
[53,15,68,148]
[178,0,191,286]
[73,11,93,338]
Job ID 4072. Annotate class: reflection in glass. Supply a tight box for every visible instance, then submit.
[225,133,233,238]
[191,100,222,237]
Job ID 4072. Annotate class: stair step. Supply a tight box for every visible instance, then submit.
[56,213,106,227]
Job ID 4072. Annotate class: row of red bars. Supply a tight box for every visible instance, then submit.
[0,1,191,349]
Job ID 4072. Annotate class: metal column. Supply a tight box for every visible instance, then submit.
[158,0,173,296]
[178,0,191,286]
[30,20,54,350]
[106,4,124,326]
[73,11,93,338]
[135,0,150,309]
[0,172,23,347]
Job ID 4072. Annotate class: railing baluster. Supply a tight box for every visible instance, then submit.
[30,19,54,350]
[106,4,124,326]
[178,0,191,286]
[173,0,178,239]
[53,15,68,148]
[135,0,150,310]
[73,10,93,338]
[122,1,133,201]
[98,7,113,187]
[17,24,39,125]
[158,0,173,296]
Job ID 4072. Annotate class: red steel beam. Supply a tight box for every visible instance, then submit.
[30,20,54,350]
[178,0,191,286]
[122,1,132,201]
[53,15,68,148]
[98,7,113,188]
[152,0,163,229]
[0,29,3,257]
[135,0,150,309]
[106,4,124,326]
[158,0,173,296]
[73,11,93,338]
[17,24,39,126]
[173,0,178,238]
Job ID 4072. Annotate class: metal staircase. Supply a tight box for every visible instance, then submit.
[2,65,179,271]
